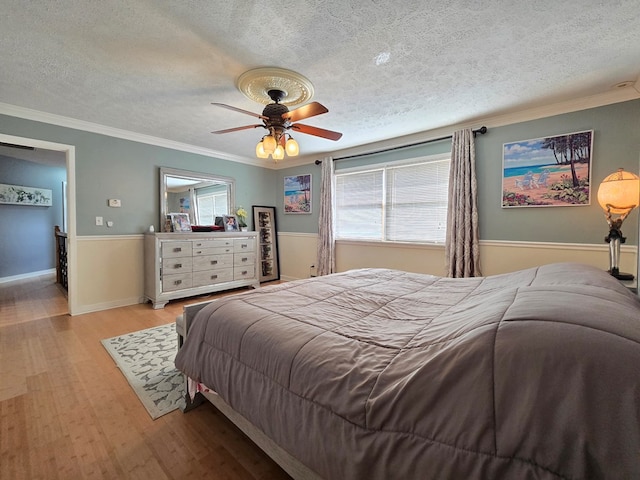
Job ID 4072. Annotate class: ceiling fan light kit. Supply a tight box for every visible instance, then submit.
[212,67,342,161]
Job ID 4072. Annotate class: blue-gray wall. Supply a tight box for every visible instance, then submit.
[279,100,640,245]
[0,115,279,237]
[0,155,67,277]
[477,100,640,244]
[1,97,639,279]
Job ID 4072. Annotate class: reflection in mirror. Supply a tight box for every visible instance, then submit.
[160,167,235,231]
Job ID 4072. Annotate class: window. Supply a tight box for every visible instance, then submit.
[196,192,228,225]
[335,154,450,243]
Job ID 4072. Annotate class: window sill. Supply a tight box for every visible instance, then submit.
[335,239,445,250]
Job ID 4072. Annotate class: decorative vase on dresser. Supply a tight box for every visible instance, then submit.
[144,231,259,308]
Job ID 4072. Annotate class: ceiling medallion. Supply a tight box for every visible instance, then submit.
[236,67,314,107]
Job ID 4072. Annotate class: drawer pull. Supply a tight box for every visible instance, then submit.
[174,263,182,268]
[211,275,218,280]
[196,250,202,254]
[241,257,248,262]
[174,279,182,285]
[241,243,248,248]
[173,247,182,252]
[211,260,218,265]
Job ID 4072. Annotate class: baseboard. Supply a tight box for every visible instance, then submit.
[72,296,146,315]
[279,275,299,282]
[0,268,56,284]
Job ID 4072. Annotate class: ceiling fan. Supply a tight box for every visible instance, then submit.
[211,89,342,160]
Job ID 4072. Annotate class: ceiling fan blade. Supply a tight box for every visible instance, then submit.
[283,102,328,122]
[211,103,267,120]
[291,123,343,141]
[211,124,263,134]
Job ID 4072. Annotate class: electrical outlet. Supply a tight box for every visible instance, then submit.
[95,216,103,226]
[108,199,121,207]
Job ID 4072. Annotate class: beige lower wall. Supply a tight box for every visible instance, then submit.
[74,235,145,314]
[68,233,638,314]
[278,232,638,281]
[478,240,636,276]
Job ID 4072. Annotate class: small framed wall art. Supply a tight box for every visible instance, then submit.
[284,174,312,214]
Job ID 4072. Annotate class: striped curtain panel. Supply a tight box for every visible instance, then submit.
[316,156,335,276]
[445,129,481,277]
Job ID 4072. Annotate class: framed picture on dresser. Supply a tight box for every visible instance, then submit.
[169,213,191,232]
[252,206,280,282]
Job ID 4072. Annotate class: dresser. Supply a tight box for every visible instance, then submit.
[144,232,259,308]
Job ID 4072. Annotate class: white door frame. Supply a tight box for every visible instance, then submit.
[0,133,78,315]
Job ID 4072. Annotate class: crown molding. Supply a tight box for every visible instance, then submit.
[0,102,263,167]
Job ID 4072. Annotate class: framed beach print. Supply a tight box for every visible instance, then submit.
[169,213,192,232]
[284,174,312,214]
[223,215,239,232]
[502,130,593,208]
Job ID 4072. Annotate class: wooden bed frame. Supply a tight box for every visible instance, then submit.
[176,300,322,480]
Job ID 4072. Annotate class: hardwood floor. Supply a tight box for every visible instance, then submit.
[0,274,292,480]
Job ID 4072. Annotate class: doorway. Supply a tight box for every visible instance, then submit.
[0,133,76,315]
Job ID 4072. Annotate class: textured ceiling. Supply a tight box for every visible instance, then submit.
[1,1,639,165]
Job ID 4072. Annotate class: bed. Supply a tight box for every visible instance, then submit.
[174,262,640,479]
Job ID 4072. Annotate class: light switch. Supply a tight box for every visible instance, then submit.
[108,199,121,207]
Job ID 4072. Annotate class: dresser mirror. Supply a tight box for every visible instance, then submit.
[160,167,235,231]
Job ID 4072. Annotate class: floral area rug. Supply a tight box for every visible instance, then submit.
[101,323,185,419]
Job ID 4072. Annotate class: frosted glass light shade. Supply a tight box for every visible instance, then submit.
[285,137,299,156]
[597,168,640,214]
[256,141,269,158]
[273,145,285,160]
[263,135,277,154]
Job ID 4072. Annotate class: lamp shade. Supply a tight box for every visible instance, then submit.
[597,168,640,214]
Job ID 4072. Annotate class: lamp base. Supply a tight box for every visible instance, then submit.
[608,270,635,281]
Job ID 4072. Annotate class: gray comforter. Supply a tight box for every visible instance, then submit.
[175,263,640,479]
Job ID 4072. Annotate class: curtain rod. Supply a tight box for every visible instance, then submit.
[314,126,487,165]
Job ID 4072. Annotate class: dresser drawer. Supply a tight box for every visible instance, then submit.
[162,273,192,292]
[192,246,234,256]
[234,238,255,253]
[234,265,255,280]
[192,239,234,249]
[234,252,255,267]
[161,241,193,258]
[193,268,234,287]
[163,256,193,274]
[192,254,233,271]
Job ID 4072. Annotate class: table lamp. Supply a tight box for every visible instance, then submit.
[596,168,640,280]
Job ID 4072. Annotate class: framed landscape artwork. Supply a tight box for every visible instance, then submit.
[502,130,593,208]
[284,174,312,214]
